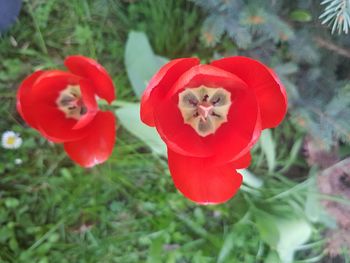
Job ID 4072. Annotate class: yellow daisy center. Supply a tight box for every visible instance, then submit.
[6,136,16,146]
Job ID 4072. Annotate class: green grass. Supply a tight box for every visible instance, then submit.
[0,0,336,262]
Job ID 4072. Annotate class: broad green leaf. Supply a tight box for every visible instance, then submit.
[254,210,279,248]
[155,55,169,68]
[238,169,263,188]
[275,217,312,263]
[116,103,167,157]
[255,209,312,263]
[265,251,281,263]
[124,31,169,98]
[260,129,276,172]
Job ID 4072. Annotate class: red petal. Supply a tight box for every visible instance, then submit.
[231,152,251,169]
[211,56,287,129]
[17,70,45,129]
[154,64,261,162]
[168,149,242,204]
[64,111,116,167]
[140,58,200,126]
[30,70,80,103]
[165,64,243,98]
[64,55,116,104]
[206,86,261,164]
[30,71,87,142]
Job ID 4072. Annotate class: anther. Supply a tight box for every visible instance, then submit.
[212,97,221,105]
[189,99,198,106]
[211,112,221,118]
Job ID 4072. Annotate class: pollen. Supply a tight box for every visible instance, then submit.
[178,86,231,137]
[56,85,87,120]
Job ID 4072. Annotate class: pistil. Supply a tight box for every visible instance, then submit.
[198,104,214,121]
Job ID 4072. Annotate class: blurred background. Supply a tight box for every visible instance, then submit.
[0,0,350,262]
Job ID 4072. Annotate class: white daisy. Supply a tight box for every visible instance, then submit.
[1,131,22,149]
[14,158,23,165]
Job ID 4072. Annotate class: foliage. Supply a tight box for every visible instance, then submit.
[320,0,350,34]
[124,31,169,98]
[0,0,348,262]
[193,0,350,148]
[119,31,323,263]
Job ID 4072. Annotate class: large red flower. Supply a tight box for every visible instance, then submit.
[140,56,287,204]
[17,55,116,167]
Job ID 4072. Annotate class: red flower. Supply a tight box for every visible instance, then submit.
[17,55,116,167]
[140,56,287,204]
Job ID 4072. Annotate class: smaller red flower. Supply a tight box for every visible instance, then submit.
[141,56,287,204]
[17,55,116,167]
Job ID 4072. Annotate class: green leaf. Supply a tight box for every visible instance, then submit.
[115,103,167,157]
[74,25,93,45]
[147,235,164,263]
[304,169,320,222]
[217,233,235,263]
[254,210,279,248]
[124,31,169,98]
[304,169,336,228]
[279,138,302,173]
[5,198,19,208]
[260,129,276,172]
[275,218,312,263]
[255,209,312,263]
[266,251,281,263]
[239,169,263,188]
[155,55,170,68]
[290,10,312,22]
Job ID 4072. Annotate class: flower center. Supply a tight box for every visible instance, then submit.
[6,136,16,146]
[56,85,87,120]
[178,86,231,137]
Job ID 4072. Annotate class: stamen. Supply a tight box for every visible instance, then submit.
[189,99,198,106]
[212,97,221,105]
[202,94,209,102]
[211,112,221,118]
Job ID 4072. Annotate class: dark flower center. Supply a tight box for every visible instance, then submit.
[178,86,231,137]
[56,85,87,120]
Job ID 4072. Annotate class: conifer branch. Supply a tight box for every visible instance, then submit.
[319,0,350,34]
